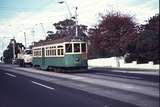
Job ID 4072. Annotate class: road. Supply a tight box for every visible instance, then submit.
[0,69,138,107]
[0,64,159,107]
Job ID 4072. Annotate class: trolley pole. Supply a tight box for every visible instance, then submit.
[75,6,78,37]
[40,23,47,39]
[58,0,72,18]
[58,1,79,40]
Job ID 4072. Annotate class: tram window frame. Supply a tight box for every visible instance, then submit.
[65,44,72,53]
[74,43,80,52]
[81,43,86,52]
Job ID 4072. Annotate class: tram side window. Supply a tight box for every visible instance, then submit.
[46,50,48,56]
[74,43,80,52]
[49,50,52,56]
[40,51,41,56]
[65,44,72,53]
[48,50,50,56]
[51,50,56,56]
[58,49,61,55]
[54,50,56,55]
[61,49,64,55]
[57,49,64,56]
[34,51,36,56]
[81,43,86,52]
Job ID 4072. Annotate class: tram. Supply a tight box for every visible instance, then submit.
[32,37,88,71]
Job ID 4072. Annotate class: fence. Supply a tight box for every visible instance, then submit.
[88,57,159,70]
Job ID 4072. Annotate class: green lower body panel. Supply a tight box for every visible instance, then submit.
[64,54,87,67]
[32,54,87,70]
[32,58,42,66]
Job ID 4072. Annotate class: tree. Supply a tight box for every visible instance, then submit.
[144,14,159,32]
[89,11,137,58]
[128,14,159,64]
[3,39,25,64]
[45,19,88,40]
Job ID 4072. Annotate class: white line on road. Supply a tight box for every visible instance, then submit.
[31,80,55,90]
[5,73,16,77]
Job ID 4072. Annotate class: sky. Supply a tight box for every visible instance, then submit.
[0,0,159,56]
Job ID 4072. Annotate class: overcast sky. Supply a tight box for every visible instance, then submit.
[0,0,159,56]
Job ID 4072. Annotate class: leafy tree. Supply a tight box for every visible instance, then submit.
[128,14,159,64]
[144,14,159,32]
[3,39,25,63]
[89,12,137,58]
[45,19,88,40]
[3,49,13,64]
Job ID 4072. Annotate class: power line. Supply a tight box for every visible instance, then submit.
[0,6,56,11]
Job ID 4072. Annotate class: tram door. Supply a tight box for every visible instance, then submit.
[41,48,45,67]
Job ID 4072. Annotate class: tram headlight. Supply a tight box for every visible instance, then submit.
[75,58,80,62]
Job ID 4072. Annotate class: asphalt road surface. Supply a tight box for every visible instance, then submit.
[0,69,139,107]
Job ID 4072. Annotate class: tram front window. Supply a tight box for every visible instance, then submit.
[65,44,72,53]
[74,43,80,52]
[25,50,32,54]
[81,43,86,52]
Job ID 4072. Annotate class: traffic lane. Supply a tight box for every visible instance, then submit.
[73,72,159,88]
[68,69,159,82]
[0,70,138,107]
[0,70,105,107]
[94,71,159,82]
[1,67,159,99]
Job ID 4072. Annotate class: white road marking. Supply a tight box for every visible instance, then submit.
[31,81,55,90]
[5,73,16,77]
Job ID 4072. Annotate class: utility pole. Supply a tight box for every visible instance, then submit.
[31,28,35,42]
[24,32,27,48]
[11,37,16,64]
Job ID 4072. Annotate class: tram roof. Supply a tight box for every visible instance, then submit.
[33,36,86,47]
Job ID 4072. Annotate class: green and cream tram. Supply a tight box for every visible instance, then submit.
[32,39,88,70]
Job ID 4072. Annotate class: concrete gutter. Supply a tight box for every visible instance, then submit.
[89,66,159,76]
